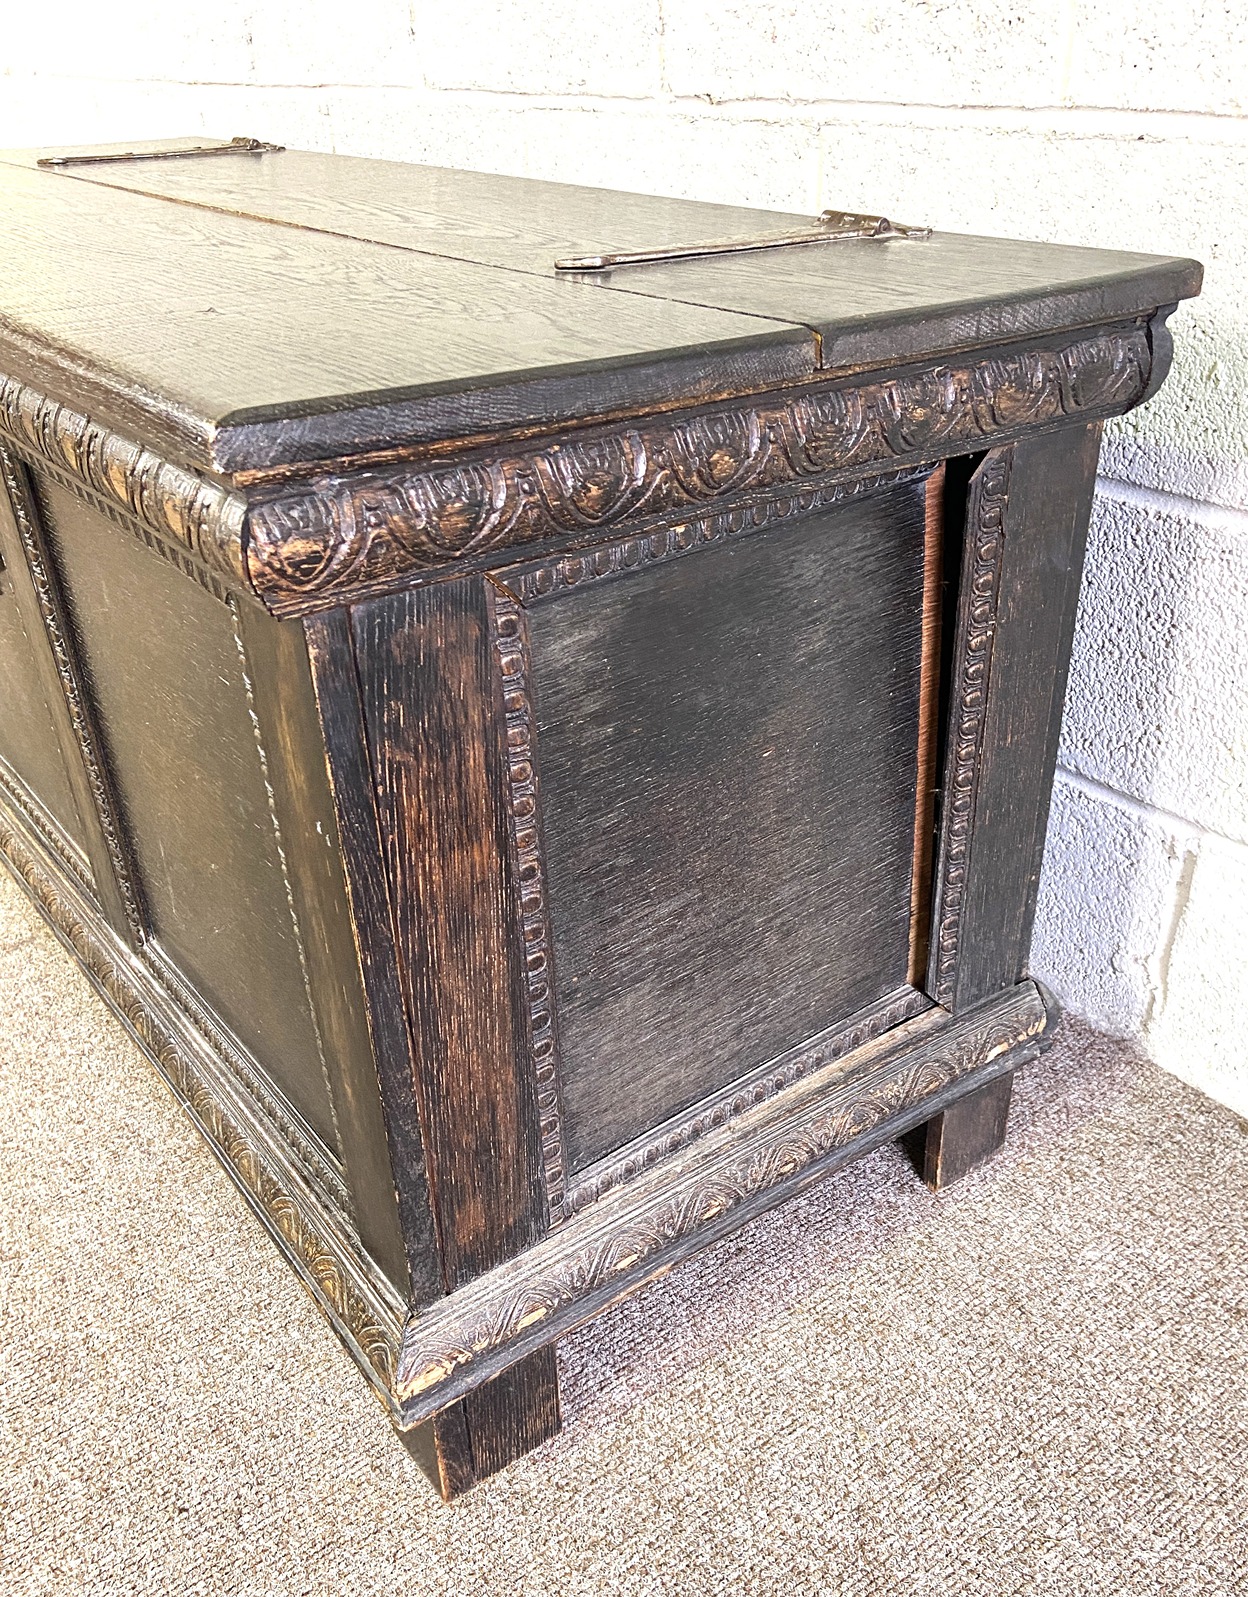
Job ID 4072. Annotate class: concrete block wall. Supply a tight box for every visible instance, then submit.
[2,4,1245,1110]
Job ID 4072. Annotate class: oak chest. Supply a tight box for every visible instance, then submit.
[0,137,1200,1496]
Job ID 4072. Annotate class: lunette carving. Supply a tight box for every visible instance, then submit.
[488,582,570,1224]
[0,445,147,945]
[247,322,1152,612]
[928,450,1012,1007]
[394,985,1048,1413]
[501,466,929,604]
[565,985,932,1215]
[0,376,247,587]
[0,792,403,1400]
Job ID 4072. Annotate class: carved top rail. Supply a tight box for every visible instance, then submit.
[0,311,1172,618]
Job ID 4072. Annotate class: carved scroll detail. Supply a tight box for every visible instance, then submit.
[0,377,248,585]
[0,797,402,1400]
[488,584,569,1224]
[248,323,1152,612]
[394,987,1048,1414]
[928,450,1013,1006]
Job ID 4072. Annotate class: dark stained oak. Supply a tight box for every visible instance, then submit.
[0,159,813,477]
[0,466,92,864]
[11,141,1200,381]
[0,139,1200,1497]
[939,425,1103,1013]
[351,576,548,1286]
[909,1069,1015,1191]
[520,478,928,1171]
[31,466,338,1148]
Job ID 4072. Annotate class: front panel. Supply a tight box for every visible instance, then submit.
[0,507,87,862]
[494,472,937,1184]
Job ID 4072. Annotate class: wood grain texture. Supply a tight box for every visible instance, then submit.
[0,161,812,477]
[911,1068,1015,1191]
[522,479,928,1173]
[15,142,1199,381]
[563,985,931,1217]
[941,424,1103,1011]
[0,449,144,944]
[32,466,339,1149]
[352,577,547,1288]
[399,1346,560,1499]
[235,603,421,1297]
[0,485,90,865]
[392,981,1050,1420]
[301,608,444,1307]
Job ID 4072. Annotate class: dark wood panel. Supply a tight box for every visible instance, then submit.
[0,496,87,855]
[236,603,434,1297]
[21,144,1199,385]
[0,450,139,936]
[33,469,338,1150]
[300,608,446,1305]
[908,1069,1015,1190]
[399,1347,560,1500]
[461,1345,561,1482]
[525,480,928,1173]
[947,424,1102,1010]
[352,577,547,1287]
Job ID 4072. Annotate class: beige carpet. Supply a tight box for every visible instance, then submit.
[1,865,1246,1597]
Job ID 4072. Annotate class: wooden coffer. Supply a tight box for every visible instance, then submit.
[0,138,1200,1496]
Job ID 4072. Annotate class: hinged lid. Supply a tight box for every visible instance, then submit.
[0,137,1202,481]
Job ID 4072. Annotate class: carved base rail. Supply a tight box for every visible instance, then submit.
[391,983,1048,1424]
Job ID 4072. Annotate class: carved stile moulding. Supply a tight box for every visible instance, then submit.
[928,449,1013,1007]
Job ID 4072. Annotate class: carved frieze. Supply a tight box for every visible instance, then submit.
[393,985,1048,1415]
[248,322,1153,613]
[0,378,248,586]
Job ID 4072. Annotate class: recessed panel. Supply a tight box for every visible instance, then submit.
[33,474,337,1153]
[0,494,88,856]
[527,481,928,1173]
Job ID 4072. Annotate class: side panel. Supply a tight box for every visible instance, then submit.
[931,425,1101,1011]
[30,467,339,1153]
[351,577,548,1288]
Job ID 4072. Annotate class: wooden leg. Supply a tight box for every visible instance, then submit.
[906,1069,1015,1192]
[397,1344,561,1500]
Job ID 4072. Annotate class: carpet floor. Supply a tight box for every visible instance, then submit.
[1,864,1246,1596]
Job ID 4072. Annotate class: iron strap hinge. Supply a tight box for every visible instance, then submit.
[37,137,284,169]
[554,209,931,271]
